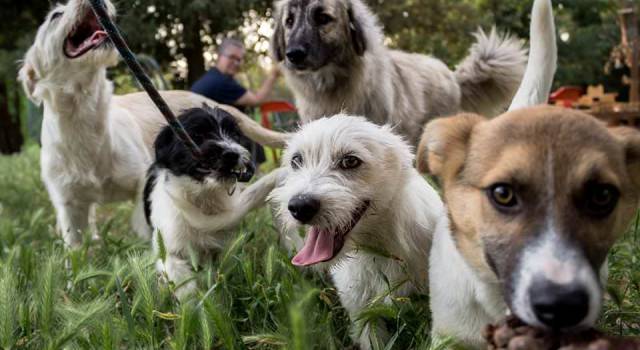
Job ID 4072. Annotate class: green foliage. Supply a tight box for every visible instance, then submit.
[374,0,621,89]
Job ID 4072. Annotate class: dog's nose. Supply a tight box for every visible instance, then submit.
[286,47,307,65]
[288,195,320,223]
[529,279,590,329]
[221,150,240,167]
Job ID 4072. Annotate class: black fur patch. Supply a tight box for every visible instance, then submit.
[143,165,158,226]
[153,106,254,182]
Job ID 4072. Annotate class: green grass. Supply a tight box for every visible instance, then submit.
[0,146,638,349]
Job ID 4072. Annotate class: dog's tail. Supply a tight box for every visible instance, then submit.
[216,104,290,149]
[508,0,557,111]
[455,27,527,117]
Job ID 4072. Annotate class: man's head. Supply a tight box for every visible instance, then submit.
[216,38,245,76]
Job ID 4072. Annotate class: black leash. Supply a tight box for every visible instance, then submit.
[88,0,203,159]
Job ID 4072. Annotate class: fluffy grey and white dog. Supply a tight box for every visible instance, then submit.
[271,0,528,145]
[269,116,446,348]
[17,0,269,247]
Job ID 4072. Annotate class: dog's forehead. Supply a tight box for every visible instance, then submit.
[286,116,400,161]
[285,0,341,13]
[465,108,626,188]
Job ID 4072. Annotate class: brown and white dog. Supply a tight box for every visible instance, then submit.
[420,107,640,348]
[417,3,639,348]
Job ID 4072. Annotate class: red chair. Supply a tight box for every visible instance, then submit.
[259,101,297,163]
[549,86,584,108]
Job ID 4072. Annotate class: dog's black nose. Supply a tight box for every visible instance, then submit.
[288,195,320,223]
[529,279,590,329]
[221,150,240,167]
[286,47,307,65]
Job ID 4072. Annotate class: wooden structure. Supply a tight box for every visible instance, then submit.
[619,0,639,102]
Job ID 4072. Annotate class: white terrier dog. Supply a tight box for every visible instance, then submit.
[17,0,259,247]
[270,116,445,348]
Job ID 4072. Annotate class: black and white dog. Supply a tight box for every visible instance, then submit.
[144,106,283,298]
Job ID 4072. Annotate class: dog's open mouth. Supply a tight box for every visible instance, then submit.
[63,9,108,59]
[292,201,370,266]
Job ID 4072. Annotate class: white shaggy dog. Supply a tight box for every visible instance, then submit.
[270,116,445,348]
[17,0,265,247]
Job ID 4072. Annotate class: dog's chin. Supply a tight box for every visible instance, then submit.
[284,60,326,74]
[291,201,370,267]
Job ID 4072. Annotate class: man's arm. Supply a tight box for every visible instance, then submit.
[235,68,280,107]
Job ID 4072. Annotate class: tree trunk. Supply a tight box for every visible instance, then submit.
[183,21,205,88]
[0,80,24,155]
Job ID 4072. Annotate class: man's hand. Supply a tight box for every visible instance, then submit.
[235,67,281,107]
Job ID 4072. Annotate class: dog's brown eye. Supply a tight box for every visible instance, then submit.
[291,154,303,170]
[314,12,333,26]
[489,184,518,209]
[583,184,619,218]
[339,155,362,170]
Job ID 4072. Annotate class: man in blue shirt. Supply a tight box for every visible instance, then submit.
[192,38,280,165]
[192,38,280,110]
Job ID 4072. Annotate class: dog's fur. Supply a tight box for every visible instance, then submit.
[17,0,273,247]
[415,1,639,348]
[145,107,283,298]
[270,116,445,348]
[420,107,640,348]
[270,0,527,145]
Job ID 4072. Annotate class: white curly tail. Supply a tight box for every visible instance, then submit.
[509,0,557,111]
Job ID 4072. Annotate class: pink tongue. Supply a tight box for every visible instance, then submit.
[292,227,335,266]
[88,31,107,46]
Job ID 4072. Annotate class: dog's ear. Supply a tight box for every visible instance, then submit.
[17,56,40,104]
[416,113,485,179]
[271,4,286,62]
[609,126,640,190]
[347,6,366,56]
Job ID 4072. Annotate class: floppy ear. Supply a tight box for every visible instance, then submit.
[17,59,40,104]
[416,114,485,180]
[271,4,286,62]
[347,6,366,56]
[609,126,640,190]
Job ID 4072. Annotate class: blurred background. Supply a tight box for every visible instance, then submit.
[0,0,636,154]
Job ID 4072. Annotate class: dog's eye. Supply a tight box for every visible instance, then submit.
[314,12,333,26]
[583,183,619,218]
[50,11,63,21]
[488,184,518,209]
[285,14,295,28]
[339,155,362,170]
[291,153,303,170]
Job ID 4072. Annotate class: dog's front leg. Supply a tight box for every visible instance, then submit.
[54,199,92,248]
[332,257,392,350]
[131,197,152,240]
[157,252,197,300]
[233,168,286,219]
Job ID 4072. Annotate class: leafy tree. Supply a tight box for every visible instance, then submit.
[117,0,270,88]
[0,0,50,153]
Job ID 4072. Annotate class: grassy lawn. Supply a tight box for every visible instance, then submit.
[0,146,638,349]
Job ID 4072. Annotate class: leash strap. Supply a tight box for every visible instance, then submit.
[88,0,203,159]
